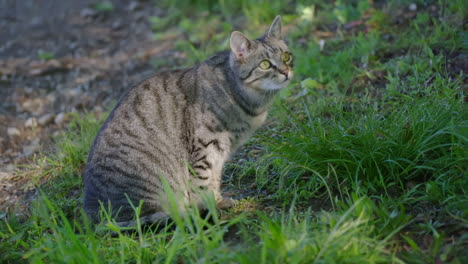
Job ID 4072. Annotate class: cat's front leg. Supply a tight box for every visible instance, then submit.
[190,137,230,203]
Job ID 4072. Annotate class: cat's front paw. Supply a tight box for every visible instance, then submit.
[216,197,238,209]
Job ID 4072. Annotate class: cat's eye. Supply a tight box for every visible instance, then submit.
[259,60,271,70]
[281,52,291,62]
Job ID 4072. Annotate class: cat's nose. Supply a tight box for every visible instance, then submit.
[278,68,290,80]
[278,67,289,76]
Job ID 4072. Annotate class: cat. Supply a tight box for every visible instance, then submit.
[83,15,293,226]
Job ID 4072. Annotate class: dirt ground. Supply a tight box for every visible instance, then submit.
[0,0,178,211]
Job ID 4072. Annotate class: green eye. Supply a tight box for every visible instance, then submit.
[259,60,271,69]
[281,52,291,62]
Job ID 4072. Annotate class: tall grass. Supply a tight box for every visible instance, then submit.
[1,189,401,263]
[259,89,466,201]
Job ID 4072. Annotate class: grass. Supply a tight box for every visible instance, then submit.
[1,0,467,263]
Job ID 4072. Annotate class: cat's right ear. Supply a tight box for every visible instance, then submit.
[230,31,252,62]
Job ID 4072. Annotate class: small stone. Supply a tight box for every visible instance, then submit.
[46,93,56,103]
[80,8,97,18]
[54,112,66,125]
[409,3,417,11]
[25,117,38,128]
[38,113,55,126]
[383,34,393,41]
[66,88,81,97]
[319,39,325,51]
[93,106,104,118]
[7,127,20,136]
[0,171,11,181]
[21,98,45,115]
[5,164,15,172]
[30,17,43,26]
[128,1,139,11]
[112,20,122,30]
[23,139,40,157]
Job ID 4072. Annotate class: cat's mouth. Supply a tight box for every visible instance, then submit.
[281,71,293,82]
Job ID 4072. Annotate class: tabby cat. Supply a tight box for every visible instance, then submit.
[84,16,293,226]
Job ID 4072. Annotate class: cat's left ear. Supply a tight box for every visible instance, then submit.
[230,31,252,62]
[266,15,282,40]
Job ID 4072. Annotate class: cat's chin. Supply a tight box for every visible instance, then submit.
[259,80,290,91]
[246,83,286,96]
[266,84,288,91]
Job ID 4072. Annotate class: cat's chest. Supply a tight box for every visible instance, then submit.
[232,111,267,144]
[194,104,267,150]
[223,110,267,149]
[245,111,268,132]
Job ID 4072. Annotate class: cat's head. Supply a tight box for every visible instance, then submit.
[230,16,293,92]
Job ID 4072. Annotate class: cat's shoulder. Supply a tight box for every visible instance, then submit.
[204,51,230,67]
[131,68,190,90]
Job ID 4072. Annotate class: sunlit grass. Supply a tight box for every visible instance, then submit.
[1,0,466,263]
[1,189,402,263]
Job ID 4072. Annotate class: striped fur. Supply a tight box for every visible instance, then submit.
[84,16,293,224]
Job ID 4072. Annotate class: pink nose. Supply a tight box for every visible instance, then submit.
[279,68,289,76]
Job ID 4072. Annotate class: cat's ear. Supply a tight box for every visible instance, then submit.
[266,15,282,40]
[230,31,252,61]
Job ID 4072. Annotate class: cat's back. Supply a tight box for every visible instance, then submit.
[90,68,196,157]
[84,68,197,221]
